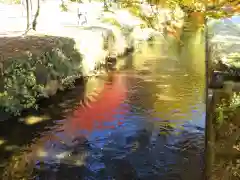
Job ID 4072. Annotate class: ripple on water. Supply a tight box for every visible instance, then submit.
[0,31,205,180]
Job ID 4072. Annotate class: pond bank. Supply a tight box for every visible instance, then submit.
[0,2,162,116]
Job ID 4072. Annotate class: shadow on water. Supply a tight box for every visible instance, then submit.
[0,29,205,180]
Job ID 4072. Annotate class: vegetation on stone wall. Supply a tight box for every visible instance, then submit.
[0,35,83,115]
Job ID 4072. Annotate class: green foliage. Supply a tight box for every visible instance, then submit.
[230,93,240,109]
[128,5,141,17]
[101,18,121,28]
[59,3,68,12]
[0,36,83,115]
[215,93,240,128]
[12,0,21,4]
[0,0,21,4]
[119,0,137,8]
[2,58,40,115]
[69,0,82,2]
[215,103,226,127]
[206,10,232,19]
[226,53,240,68]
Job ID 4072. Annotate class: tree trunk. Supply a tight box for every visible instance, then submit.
[26,0,30,30]
[104,0,108,11]
[32,0,40,31]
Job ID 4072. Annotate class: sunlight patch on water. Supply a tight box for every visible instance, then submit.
[0,138,6,146]
[21,115,50,125]
[156,94,177,101]
[4,145,19,151]
[159,75,171,79]
[37,149,48,157]
[156,84,171,88]
[85,76,105,98]
[56,152,69,159]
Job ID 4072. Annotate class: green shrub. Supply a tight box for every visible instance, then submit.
[59,3,68,12]
[0,36,83,115]
[215,93,240,128]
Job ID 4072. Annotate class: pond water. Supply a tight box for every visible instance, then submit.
[0,30,205,180]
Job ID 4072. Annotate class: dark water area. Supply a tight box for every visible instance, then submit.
[0,30,205,180]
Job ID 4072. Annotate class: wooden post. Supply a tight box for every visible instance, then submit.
[204,10,215,179]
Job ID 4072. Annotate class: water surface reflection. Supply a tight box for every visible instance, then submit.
[0,31,205,180]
